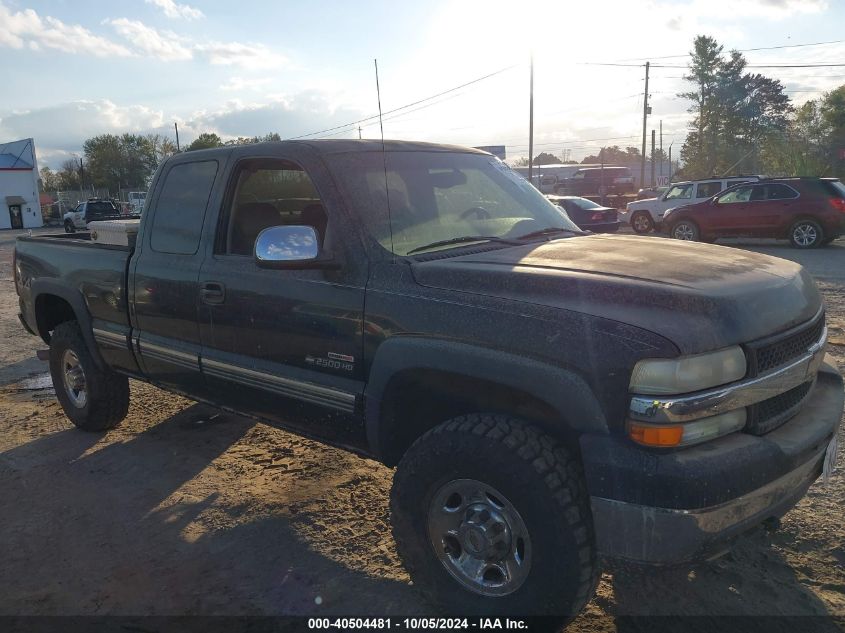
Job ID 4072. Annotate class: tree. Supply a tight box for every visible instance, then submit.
[83,134,158,192]
[57,159,82,190]
[678,35,792,178]
[39,166,62,192]
[223,132,283,146]
[533,152,562,165]
[186,133,224,151]
[581,146,641,164]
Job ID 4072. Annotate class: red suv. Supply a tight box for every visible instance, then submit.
[663,178,845,248]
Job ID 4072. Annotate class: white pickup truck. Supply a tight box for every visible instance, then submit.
[626,176,760,234]
[63,199,122,233]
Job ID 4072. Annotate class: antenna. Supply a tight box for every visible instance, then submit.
[374,58,395,258]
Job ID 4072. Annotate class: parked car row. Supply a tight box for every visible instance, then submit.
[625,176,760,234]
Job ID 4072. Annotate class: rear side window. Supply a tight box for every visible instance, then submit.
[150,161,218,255]
[765,184,799,200]
[826,180,845,197]
[696,182,721,198]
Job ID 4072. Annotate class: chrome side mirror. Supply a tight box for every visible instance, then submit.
[255,225,319,266]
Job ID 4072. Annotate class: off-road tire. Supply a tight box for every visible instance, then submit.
[789,219,824,249]
[390,414,598,621]
[49,321,129,431]
[630,211,654,234]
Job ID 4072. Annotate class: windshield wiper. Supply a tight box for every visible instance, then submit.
[406,235,520,256]
[515,226,586,241]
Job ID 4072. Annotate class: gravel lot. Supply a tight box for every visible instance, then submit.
[0,227,843,630]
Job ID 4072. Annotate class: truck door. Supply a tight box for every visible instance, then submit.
[130,157,225,395]
[197,149,367,440]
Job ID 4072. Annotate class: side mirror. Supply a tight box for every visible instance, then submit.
[254,225,337,269]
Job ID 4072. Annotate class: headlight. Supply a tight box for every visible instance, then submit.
[629,346,746,395]
[628,409,747,447]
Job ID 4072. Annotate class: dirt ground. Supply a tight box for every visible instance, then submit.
[1,227,843,630]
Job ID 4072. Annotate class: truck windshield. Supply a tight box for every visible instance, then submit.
[327,151,580,256]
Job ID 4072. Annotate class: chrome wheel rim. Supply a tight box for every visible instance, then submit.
[632,214,651,232]
[61,349,87,408]
[674,223,695,240]
[427,479,531,597]
[793,223,817,247]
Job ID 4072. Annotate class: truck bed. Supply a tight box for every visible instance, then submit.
[15,233,133,332]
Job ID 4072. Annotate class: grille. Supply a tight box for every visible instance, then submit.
[747,380,814,435]
[754,317,824,375]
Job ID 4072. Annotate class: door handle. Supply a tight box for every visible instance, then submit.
[200,281,225,305]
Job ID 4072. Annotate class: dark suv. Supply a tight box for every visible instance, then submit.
[663,178,845,248]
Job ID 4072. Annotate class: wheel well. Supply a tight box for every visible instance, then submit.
[377,369,577,466]
[34,294,77,344]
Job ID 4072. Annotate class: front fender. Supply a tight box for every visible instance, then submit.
[364,336,608,461]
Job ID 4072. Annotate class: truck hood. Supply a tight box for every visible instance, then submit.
[410,235,821,354]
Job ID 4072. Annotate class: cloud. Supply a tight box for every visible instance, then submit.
[0,100,165,153]
[106,18,192,61]
[0,2,132,57]
[0,93,367,169]
[196,41,288,70]
[219,76,273,92]
[100,18,288,69]
[145,0,204,20]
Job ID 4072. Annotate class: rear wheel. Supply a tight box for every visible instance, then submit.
[630,211,654,234]
[671,220,700,242]
[49,321,129,431]
[789,219,824,249]
[390,414,598,621]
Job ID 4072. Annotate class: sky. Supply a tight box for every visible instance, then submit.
[2,0,845,169]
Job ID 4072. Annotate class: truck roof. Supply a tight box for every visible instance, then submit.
[183,139,488,158]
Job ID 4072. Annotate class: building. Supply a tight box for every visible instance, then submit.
[0,138,42,230]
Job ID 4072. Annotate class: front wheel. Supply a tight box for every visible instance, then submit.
[49,321,129,431]
[64,221,75,233]
[630,211,654,234]
[789,219,824,248]
[671,220,700,241]
[390,414,598,621]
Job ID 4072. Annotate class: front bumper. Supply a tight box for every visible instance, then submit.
[585,357,843,564]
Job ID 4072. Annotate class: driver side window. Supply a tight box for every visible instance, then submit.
[221,159,327,256]
[664,184,693,201]
[717,186,753,204]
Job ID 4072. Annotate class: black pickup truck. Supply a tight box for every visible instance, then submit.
[14,140,843,619]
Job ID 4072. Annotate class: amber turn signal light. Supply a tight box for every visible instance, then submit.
[628,423,683,447]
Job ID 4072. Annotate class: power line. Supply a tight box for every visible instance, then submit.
[286,64,520,140]
[612,38,845,62]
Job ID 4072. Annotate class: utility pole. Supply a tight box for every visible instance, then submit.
[358,125,362,139]
[174,122,180,151]
[669,144,673,179]
[651,129,656,187]
[528,52,535,187]
[640,61,650,191]
[659,120,663,183]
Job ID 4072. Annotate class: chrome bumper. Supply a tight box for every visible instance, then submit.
[629,326,827,423]
[590,447,825,564]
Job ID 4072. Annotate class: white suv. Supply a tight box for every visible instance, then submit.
[626,176,760,234]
